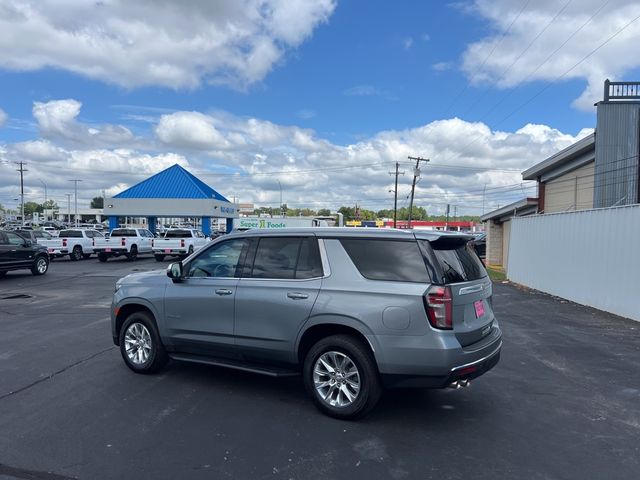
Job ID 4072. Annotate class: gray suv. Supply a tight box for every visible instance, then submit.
[111,228,501,419]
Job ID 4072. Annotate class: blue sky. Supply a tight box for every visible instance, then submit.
[1,0,639,214]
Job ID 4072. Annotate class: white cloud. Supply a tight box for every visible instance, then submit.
[33,99,137,147]
[155,112,231,150]
[296,109,317,120]
[0,108,7,127]
[403,37,414,50]
[0,102,591,216]
[460,0,640,110]
[0,0,336,89]
[432,61,453,72]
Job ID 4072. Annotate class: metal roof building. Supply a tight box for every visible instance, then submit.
[105,164,238,234]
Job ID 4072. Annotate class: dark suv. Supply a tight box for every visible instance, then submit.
[0,230,50,277]
[112,228,501,418]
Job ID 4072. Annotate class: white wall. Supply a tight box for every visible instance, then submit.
[507,204,640,321]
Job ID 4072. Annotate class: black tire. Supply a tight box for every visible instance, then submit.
[82,253,92,259]
[154,254,165,262]
[127,245,138,261]
[70,245,82,261]
[31,255,49,275]
[98,253,109,262]
[118,311,168,374]
[303,334,382,420]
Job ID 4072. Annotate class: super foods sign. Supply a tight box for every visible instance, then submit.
[238,219,288,229]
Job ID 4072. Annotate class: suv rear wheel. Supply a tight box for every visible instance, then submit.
[303,334,382,419]
[119,311,168,374]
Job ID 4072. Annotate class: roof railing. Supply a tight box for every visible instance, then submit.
[604,79,640,101]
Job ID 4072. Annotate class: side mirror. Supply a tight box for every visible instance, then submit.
[167,262,184,282]
[24,239,33,247]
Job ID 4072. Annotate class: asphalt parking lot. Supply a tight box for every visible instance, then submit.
[0,256,639,479]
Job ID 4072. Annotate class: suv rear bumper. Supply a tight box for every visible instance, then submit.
[380,341,501,388]
[370,324,502,388]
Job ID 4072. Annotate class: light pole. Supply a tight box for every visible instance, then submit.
[65,193,72,224]
[69,179,82,227]
[39,179,47,221]
[277,180,283,217]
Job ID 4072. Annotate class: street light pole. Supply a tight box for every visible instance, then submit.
[277,180,283,217]
[65,193,72,224]
[39,179,47,222]
[69,179,82,227]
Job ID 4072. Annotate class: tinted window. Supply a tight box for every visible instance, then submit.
[111,229,137,237]
[187,239,247,278]
[295,238,323,279]
[59,230,82,238]
[340,239,430,283]
[0,232,7,245]
[428,238,487,283]
[165,230,191,238]
[251,237,300,279]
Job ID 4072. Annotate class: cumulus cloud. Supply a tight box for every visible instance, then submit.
[33,99,139,148]
[460,0,640,110]
[0,100,590,216]
[0,108,7,127]
[0,0,336,89]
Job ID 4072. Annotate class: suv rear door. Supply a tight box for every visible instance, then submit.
[234,235,323,364]
[421,236,494,347]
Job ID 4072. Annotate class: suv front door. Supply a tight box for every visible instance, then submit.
[164,238,249,358]
[234,236,323,364]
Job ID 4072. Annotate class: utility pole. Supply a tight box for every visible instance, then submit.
[445,204,450,230]
[15,162,27,227]
[69,179,82,227]
[407,156,429,229]
[388,162,405,228]
[65,193,72,224]
[482,184,488,216]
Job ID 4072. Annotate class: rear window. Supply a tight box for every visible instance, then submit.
[59,230,82,238]
[164,230,191,238]
[428,238,487,283]
[339,239,430,283]
[111,229,137,237]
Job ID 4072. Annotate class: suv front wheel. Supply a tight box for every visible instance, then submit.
[303,334,382,419]
[119,311,168,374]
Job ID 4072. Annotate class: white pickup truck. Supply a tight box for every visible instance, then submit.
[152,228,210,261]
[39,229,104,261]
[93,228,154,262]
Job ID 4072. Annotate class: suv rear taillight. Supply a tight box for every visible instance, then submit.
[121,237,126,246]
[151,239,154,247]
[180,239,185,248]
[62,238,67,247]
[424,285,453,330]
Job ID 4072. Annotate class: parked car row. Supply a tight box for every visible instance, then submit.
[0,227,217,278]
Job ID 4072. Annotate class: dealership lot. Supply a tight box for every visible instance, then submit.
[0,259,639,479]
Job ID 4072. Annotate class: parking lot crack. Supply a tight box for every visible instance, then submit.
[0,346,116,401]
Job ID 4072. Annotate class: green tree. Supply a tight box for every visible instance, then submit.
[23,201,43,216]
[317,208,331,216]
[91,196,104,209]
[42,200,58,210]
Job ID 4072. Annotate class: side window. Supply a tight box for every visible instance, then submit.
[0,232,8,244]
[339,239,431,283]
[6,232,25,246]
[187,239,247,278]
[249,237,321,279]
[295,237,323,279]
[85,231,95,239]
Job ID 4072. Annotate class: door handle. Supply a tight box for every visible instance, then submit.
[215,289,233,296]
[287,292,309,300]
